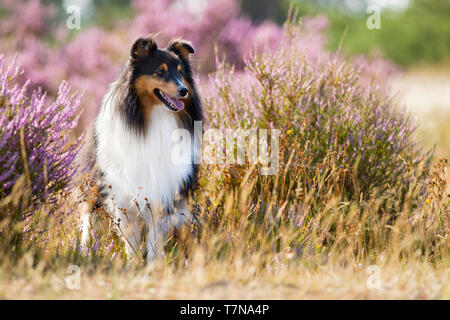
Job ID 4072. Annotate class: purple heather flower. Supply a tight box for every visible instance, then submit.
[0,55,82,210]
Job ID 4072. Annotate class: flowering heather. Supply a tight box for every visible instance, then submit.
[202,19,427,199]
[131,0,283,71]
[0,56,82,209]
[58,28,125,124]
[0,0,60,91]
[0,0,288,129]
[0,1,447,300]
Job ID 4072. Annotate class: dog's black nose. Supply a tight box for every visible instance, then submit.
[178,87,188,98]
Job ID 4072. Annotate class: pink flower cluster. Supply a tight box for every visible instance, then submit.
[0,56,82,207]
[0,0,287,128]
[0,0,397,132]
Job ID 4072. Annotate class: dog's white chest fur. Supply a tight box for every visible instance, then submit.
[95,104,192,212]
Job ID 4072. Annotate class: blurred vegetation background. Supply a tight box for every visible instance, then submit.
[291,0,450,67]
[50,0,450,67]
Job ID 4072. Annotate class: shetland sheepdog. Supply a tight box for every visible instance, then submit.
[72,36,203,263]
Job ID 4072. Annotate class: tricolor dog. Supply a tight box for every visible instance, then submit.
[73,36,203,263]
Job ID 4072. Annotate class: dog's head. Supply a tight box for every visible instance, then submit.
[130,36,194,112]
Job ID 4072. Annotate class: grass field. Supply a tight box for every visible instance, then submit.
[0,63,448,300]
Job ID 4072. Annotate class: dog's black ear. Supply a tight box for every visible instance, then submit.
[130,37,157,62]
[167,39,194,60]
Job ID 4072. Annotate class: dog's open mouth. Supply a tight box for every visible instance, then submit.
[154,89,185,111]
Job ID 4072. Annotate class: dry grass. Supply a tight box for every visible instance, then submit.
[391,65,450,193]
[0,68,449,300]
[0,149,447,299]
[1,260,447,299]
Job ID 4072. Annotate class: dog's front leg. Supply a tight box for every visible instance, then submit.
[79,201,94,247]
[106,198,143,260]
[145,213,169,264]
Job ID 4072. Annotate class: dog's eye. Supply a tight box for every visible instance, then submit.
[156,70,166,78]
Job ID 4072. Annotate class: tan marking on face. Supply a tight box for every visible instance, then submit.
[135,74,179,117]
[177,64,182,72]
[160,63,168,72]
[135,75,178,97]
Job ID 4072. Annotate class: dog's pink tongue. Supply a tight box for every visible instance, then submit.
[167,95,184,110]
